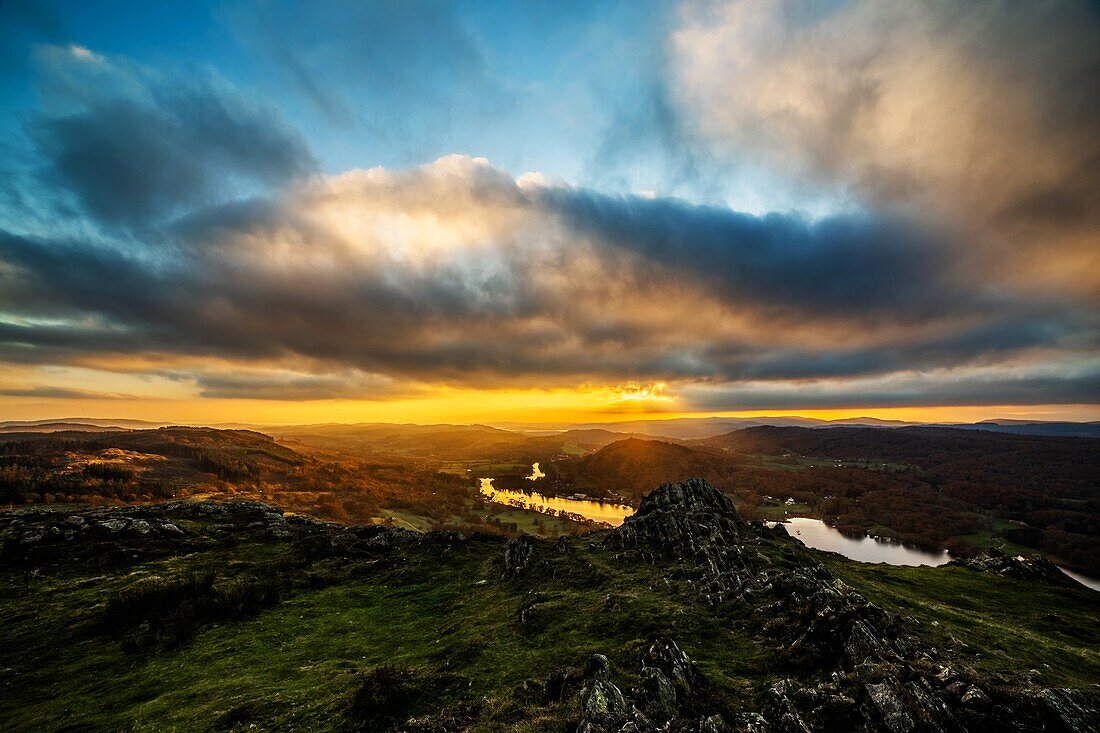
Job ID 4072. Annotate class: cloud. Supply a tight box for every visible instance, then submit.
[671,0,1100,294]
[0,155,1094,407]
[31,45,316,227]
[0,385,133,400]
[679,363,1100,412]
[194,370,413,401]
[536,187,967,319]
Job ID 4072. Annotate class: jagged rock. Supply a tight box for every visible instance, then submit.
[637,638,702,714]
[503,534,536,579]
[101,518,128,532]
[577,654,632,733]
[763,680,813,733]
[638,667,678,723]
[729,712,768,732]
[614,478,744,552]
[864,681,914,733]
[949,549,1075,587]
[960,685,990,707]
[611,479,760,598]
[1038,688,1100,732]
[694,714,729,732]
[601,479,1028,733]
[572,640,736,733]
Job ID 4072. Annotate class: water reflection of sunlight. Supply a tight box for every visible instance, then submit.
[478,477,633,526]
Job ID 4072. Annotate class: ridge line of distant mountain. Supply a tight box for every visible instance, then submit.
[1,416,1097,439]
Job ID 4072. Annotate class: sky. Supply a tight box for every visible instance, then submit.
[0,0,1097,425]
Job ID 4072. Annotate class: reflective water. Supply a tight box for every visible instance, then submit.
[1059,566,1100,592]
[780,517,950,566]
[526,462,545,481]
[781,518,1100,590]
[478,478,634,526]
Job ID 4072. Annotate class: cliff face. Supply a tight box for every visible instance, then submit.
[2,479,1097,732]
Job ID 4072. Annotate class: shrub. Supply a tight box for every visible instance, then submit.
[944,538,981,559]
[102,568,283,650]
[348,665,419,731]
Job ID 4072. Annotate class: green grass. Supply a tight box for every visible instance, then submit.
[4,510,1098,732]
[0,525,770,732]
[751,500,815,521]
[825,558,1100,688]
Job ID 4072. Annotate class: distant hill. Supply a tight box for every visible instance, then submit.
[696,425,1100,467]
[552,438,741,501]
[954,421,1100,438]
[264,422,654,461]
[0,422,126,434]
[0,427,306,504]
[0,417,168,430]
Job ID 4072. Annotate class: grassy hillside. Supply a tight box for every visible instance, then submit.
[1,486,1096,732]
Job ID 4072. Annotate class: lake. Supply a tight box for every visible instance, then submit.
[1059,566,1100,592]
[478,477,634,526]
[781,517,1100,591]
[779,517,950,566]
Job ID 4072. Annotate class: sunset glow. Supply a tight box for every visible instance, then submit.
[0,0,1096,426]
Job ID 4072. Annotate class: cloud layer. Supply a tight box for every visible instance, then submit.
[2,152,1095,406]
[672,0,1100,294]
[0,1,1096,412]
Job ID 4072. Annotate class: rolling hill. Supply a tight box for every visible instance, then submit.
[550,438,743,501]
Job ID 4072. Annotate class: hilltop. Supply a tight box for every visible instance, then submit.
[549,438,741,501]
[1,479,1096,731]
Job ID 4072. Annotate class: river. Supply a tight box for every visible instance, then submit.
[478,476,634,526]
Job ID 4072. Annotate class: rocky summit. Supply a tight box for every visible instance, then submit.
[2,479,1098,732]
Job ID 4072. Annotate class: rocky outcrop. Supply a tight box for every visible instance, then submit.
[1038,688,1100,732]
[572,639,748,733]
[503,534,536,579]
[610,478,765,602]
[594,479,1100,732]
[949,549,1076,587]
[0,499,419,566]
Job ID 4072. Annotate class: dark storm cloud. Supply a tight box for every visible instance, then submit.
[0,154,1093,406]
[536,187,967,319]
[680,371,1100,412]
[33,58,315,228]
